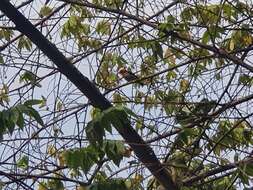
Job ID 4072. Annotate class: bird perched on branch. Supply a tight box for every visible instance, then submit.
[118,67,144,85]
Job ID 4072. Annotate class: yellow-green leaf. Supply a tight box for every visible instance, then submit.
[39,6,52,17]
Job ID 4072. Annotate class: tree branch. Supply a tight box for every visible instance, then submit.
[0,1,178,189]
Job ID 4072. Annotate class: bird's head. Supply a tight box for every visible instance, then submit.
[118,67,128,76]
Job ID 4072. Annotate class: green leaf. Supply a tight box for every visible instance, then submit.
[9,108,19,125]
[27,107,44,126]
[0,55,4,64]
[229,39,235,51]
[164,103,175,115]
[180,7,194,21]
[202,30,210,44]
[122,107,138,119]
[48,179,64,190]
[39,96,47,108]
[17,36,32,51]
[180,79,190,93]
[86,106,131,148]
[69,15,78,27]
[237,163,250,185]
[0,84,9,106]
[2,110,15,135]
[100,112,112,133]
[114,140,125,154]
[65,150,81,170]
[86,121,96,146]
[105,140,124,166]
[0,29,13,41]
[0,112,5,135]
[152,42,163,60]
[39,6,52,17]
[86,119,105,146]
[96,20,111,35]
[17,104,44,126]
[135,119,143,131]
[113,106,130,128]
[238,74,253,86]
[17,109,25,129]
[0,180,5,190]
[234,153,239,162]
[24,99,43,106]
[245,163,253,176]
[17,155,29,169]
[238,170,250,185]
[90,107,102,120]
[64,146,99,173]
[90,178,128,190]
[20,71,41,87]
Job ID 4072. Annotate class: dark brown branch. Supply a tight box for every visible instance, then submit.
[0,1,178,189]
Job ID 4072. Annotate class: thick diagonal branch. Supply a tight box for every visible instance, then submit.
[0,1,178,189]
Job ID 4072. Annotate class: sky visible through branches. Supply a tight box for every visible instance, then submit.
[0,0,252,189]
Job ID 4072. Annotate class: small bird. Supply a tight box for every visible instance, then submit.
[118,67,144,85]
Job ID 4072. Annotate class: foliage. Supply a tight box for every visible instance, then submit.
[0,0,253,190]
[0,100,43,140]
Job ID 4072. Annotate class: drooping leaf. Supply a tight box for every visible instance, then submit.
[17,155,29,169]
[2,110,15,135]
[16,110,24,130]
[152,42,163,60]
[244,163,253,176]
[24,99,44,106]
[26,106,44,126]
[20,71,41,87]
[63,146,100,173]
[99,111,112,133]
[17,36,32,51]
[86,119,105,146]
[0,55,4,64]
[104,140,125,166]
[16,104,44,126]
[0,29,13,41]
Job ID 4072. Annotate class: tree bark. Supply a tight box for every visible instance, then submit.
[0,1,178,189]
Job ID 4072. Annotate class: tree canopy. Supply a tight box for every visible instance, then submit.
[0,0,252,189]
